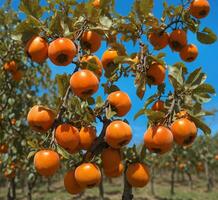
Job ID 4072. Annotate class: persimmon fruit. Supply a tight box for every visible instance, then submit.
[48,38,76,66]
[171,118,197,146]
[92,0,100,8]
[101,147,122,171]
[148,31,169,50]
[81,31,101,53]
[169,29,187,52]
[144,126,174,154]
[101,49,118,69]
[126,163,150,187]
[55,124,80,153]
[107,91,132,117]
[25,36,48,63]
[80,55,103,77]
[64,169,85,194]
[105,120,132,149]
[190,0,210,19]
[75,163,101,188]
[34,149,60,177]
[147,63,166,85]
[180,44,198,62]
[3,60,17,72]
[151,100,165,111]
[70,69,99,98]
[27,105,55,132]
[104,163,124,178]
[79,127,96,150]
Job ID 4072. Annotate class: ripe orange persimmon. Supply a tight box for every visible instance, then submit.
[12,70,22,82]
[55,124,80,153]
[105,120,132,149]
[27,105,55,132]
[80,55,103,77]
[190,0,210,19]
[34,149,60,177]
[169,29,187,52]
[11,118,16,125]
[215,155,218,161]
[0,144,8,154]
[171,118,197,146]
[179,44,198,62]
[151,100,165,111]
[64,169,85,194]
[144,126,174,154]
[79,127,96,150]
[101,147,122,171]
[3,61,17,72]
[75,163,101,188]
[107,91,132,117]
[126,163,150,187]
[70,69,99,98]
[101,49,118,69]
[81,31,101,53]
[104,163,124,178]
[147,63,166,85]
[92,0,100,8]
[25,36,48,63]
[148,31,169,50]
[48,38,76,66]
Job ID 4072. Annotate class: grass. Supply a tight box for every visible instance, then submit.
[0,175,218,200]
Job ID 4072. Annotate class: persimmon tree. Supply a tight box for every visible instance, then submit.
[0,0,217,200]
[0,2,55,199]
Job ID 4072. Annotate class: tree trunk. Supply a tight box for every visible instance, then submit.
[27,183,32,200]
[170,163,176,195]
[204,161,213,192]
[7,178,16,200]
[47,177,51,192]
[99,169,104,200]
[186,172,193,190]
[150,167,155,196]
[122,167,133,200]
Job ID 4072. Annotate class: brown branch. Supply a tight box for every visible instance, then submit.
[122,164,133,200]
[50,65,79,146]
[83,119,111,162]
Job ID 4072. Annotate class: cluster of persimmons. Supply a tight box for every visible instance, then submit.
[148,0,210,62]
[0,0,213,196]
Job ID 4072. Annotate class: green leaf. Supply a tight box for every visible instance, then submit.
[143,94,158,109]
[49,11,64,35]
[19,0,44,18]
[144,109,165,121]
[134,108,146,120]
[197,28,217,44]
[168,65,184,88]
[56,145,70,159]
[193,84,215,94]
[106,104,116,119]
[27,151,36,160]
[193,93,212,103]
[95,96,104,108]
[189,115,211,135]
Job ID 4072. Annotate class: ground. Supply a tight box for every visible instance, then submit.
[0,175,218,200]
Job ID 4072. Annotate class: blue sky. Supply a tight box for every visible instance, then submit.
[2,0,218,143]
